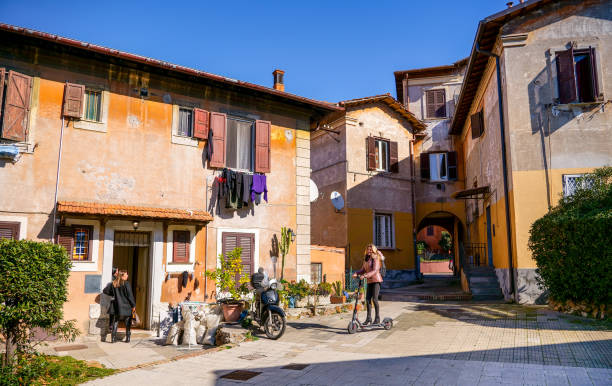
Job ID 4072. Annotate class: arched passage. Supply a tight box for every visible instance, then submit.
[416,211,465,278]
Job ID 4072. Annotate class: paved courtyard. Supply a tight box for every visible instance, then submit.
[85,301,612,385]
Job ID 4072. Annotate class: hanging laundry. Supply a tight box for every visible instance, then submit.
[251,174,268,204]
[241,173,253,206]
[225,170,237,209]
[203,128,214,162]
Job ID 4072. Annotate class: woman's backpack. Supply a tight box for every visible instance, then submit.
[380,259,387,278]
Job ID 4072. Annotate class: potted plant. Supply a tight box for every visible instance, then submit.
[330,281,346,304]
[315,282,332,305]
[205,247,248,323]
[288,280,310,308]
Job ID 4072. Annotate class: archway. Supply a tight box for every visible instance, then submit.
[416,211,465,278]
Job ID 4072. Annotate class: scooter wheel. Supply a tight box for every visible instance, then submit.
[347,321,358,334]
[383,318,393,330]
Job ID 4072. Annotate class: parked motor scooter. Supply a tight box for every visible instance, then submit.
[347,278,392,334]
[248,269,287,339]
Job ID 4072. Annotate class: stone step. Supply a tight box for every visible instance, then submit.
[471,287,503,296]
[468,276,499,285]
[472,293,504,300]
[380,280,417,290]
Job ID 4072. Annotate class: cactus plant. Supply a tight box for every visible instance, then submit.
[332,281,343,297]
[279,226,294,281]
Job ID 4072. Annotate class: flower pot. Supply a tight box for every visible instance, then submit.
[330,295,346,304]
[221,302,243,323]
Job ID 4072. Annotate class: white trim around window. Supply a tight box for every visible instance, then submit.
[0,215,27,240]
[74,90,110,133]
[171,105,199,147]
[373,212,394,249]
[215,227,259,272]
[165,225,197,272]
[65,218,100,272]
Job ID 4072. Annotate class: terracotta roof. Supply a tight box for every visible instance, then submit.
[57,201,213,223]
[338,94,426,132]
[393,58,468,105]
[0,23,342,114]
[450,0,553,135]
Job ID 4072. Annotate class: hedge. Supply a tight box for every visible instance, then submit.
[528,167,612,307]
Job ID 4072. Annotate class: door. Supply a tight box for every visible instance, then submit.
[486,206,493,267]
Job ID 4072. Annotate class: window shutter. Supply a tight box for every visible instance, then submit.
[56,225,74,259]
[173,230,190,263]
[435,90,446,117]
[255,120,271,173]
[389,141,399,173]
[471,111,483,139]
[209,112,226,168]
[0,68,5,118]
[0,221,20,240]
[426,91,436,118]
[589,47,600,101]
[447,151,458,180]
[1,71,32,141]
[63,83,85,118]
[420,153,430,179]
[238,233,254,281]
[366,136,376,171]
[193,108,210,140]
[557,47,576,104]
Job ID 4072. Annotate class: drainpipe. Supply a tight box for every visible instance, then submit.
[409,139,419,279]
[51,117,66,241]
[475,44,516,300]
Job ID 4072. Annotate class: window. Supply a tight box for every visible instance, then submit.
[427,226,434,236]
[311,263,322,284]
[374,213,393,248]
[178,108,193,137]
[83,90,102,122]
[366,137,398,173]
[0,69,32,142]
[556,46,599,104]
[56,225,93,261]
[563,174,591,197]
[222,232,255,284]
[226,117,254,171]
[172,230,190,263]
[374,139,389,171]
[426,89,446,118]
[420,151,457,181]
[0,221,20,240]
[470,110,484,139]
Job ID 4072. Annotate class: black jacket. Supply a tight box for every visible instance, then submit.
[103,282,136,317]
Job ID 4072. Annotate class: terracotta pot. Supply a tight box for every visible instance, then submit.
[330,295,346,304]
[221,302,243,323]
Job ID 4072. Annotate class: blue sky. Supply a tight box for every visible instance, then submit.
[1,0,505,103]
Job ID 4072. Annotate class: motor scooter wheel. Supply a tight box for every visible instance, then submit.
[264,311,286,340]
[383,318,393,330]
[347,321,358,334]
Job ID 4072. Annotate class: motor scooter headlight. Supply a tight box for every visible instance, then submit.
[270,282,277,289]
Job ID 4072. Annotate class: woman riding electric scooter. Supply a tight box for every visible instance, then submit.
[352,244,384,325]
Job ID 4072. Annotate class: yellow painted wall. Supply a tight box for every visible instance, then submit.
[347,208,414,271]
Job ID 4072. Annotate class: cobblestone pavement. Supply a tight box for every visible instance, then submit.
[86,301,612,385]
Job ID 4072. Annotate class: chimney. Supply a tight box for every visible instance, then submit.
[506,1,513,7]
[273,69,285,92]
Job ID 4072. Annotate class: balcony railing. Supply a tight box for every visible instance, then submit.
[462,242,488,269]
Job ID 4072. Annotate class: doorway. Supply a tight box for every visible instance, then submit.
[112,231,151,329]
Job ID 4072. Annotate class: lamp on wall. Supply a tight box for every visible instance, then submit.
[289,229,296,242]
[132,220,140,230]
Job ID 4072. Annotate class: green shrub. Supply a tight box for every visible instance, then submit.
[204,247,248,300]
[0,240,78,367]
[332,281,343,297]
[286,280,310,300]
[438,231,453,252]
[528,167,612,307]
[316,282,332,296]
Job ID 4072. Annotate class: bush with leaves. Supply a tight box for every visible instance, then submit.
[438,231,453,253]
[528,167,612,307]
[0,240,79,367]
[204,247,249,301]
[315,282,332,296]
[286,280,310,300]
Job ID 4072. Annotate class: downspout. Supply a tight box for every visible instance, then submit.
[51,117,66,241]
[409,139,419,279]
[475,44,516,300]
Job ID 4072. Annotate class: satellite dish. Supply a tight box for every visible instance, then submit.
[309,179,319,202]
[330,191,344,211]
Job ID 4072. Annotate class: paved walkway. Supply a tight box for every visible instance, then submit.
[83,301,612,385]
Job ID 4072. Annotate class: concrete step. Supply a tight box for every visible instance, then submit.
[381,280,417,290]
[472,292,504,300]
[468,276,499,285]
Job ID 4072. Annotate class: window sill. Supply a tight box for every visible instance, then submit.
[166,262,195,273]
[553,101,605,110]
[424,117,448,121]
[74,119,107,133]
[71,261,98,272]
[171,134,199,147]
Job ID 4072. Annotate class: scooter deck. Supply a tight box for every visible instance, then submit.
[358,323,386,330]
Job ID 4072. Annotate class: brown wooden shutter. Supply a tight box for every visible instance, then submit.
[0,68,5,118]
[255,120,271,173]
[222,232,254,287]
[389,141,399,173]
[435,90,446,117]
[0,221,20,240]
[426,91,436,118]
[209,112,226,168]
[557,47,576,104]
[173,230,190,263]
[471,111,483,139]
[366,136,376,170]
[56,225,74,259]
[447,151,458,180]
[63,83,85,118]
[1,71,32,141]
[589,47,600,101]
[420,153,430,179]
[193,108,210,139]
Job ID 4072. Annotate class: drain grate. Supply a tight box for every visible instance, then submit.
[281,363,309,370]
[220,370,262,381]
[238,353,267,361]
[54,344,88,352]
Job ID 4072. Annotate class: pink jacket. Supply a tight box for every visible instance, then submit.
[355,254,383,284]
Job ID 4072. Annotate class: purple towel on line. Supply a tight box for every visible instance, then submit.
[251,174,268,203]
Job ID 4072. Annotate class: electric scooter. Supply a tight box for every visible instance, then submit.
[347,278,393,334]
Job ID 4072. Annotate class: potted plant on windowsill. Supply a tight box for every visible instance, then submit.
[205,247,248,323]
[330,281,346,304]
